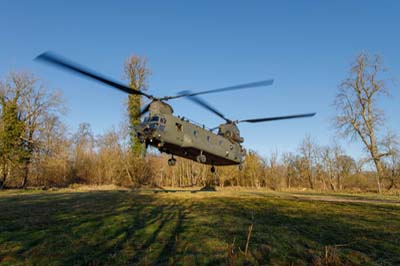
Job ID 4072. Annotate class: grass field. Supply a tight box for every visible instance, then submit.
[0,188,399,266]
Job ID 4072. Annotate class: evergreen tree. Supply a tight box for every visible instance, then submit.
[1,72,64,188]
[0,92,25,188]
[124,55,150,157]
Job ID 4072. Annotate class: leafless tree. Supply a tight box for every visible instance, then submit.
[321,146,338,191]
[320,143,356,191]
[298,135,320,189]
[264,151,284,189]
[381,132,400,190]
[334,52,395,193]
[95,128,125,185]
[0,72,64,188]
[282,152,296,189]
[70,123,95,184]
[33,116,70,187]
[242,151,264,188]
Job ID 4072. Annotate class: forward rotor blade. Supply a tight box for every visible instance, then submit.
[184,94,229,122]
[35,52,153,99]
[140,102,151,116]
[238,113,316,123]
[162,79,274,100]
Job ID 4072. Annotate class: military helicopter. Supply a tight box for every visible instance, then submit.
[36,52,316,173]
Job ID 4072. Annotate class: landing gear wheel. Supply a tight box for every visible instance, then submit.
[196,154,207,164]
[168,157,176,166]
[211,165,215,173]
[238,164,243,171]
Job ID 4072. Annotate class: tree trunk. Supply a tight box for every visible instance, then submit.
[21,160,30,189]
[373,158,383,193]
[329,175,337,191]
[308,171,314,189]
[0,164,7,189]
[387,177,395,191]
[337,175,342,191]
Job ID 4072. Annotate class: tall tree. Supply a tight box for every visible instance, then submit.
[0,88,25,188]
[124,55,151,157]
[282,152,296,189]
[334,52,394,193]
[71,123,95,184]
[381,132,399,190]
[0,72,64,188]
[320,143,356,191]
[298,135,319,189]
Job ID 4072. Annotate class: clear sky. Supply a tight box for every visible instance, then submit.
[1,0,399,159]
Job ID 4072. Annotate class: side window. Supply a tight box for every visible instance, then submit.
[175,123,182,132]
[207,136,211,142]
[193,130,197,137]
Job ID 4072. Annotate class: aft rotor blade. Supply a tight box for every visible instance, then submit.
[35,52,153,99]
[184,94,229,122]
[238,113,316,123]
[162,79,274,100]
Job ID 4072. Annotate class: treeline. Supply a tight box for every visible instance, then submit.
[2,114,400,191]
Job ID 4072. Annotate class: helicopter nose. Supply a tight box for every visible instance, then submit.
[144,124,154,132]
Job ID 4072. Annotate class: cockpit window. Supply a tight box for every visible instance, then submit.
[144,116,160,123]
[150,116,160,122]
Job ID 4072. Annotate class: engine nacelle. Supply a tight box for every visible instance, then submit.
[218,123,244,143]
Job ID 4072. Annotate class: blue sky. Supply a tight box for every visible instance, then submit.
[1,1,399,159]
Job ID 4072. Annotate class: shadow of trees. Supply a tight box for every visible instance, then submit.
[0,191,399,265]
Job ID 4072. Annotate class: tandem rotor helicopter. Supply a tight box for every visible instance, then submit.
[36,52,315,173]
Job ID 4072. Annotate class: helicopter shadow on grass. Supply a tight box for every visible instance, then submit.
[0,191,199,265]
[58,192,195,265]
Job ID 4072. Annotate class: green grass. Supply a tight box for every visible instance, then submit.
[0,189,399,265]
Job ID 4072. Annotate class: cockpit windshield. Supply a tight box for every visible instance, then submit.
[144,116,160,123]
[150,116,159,122]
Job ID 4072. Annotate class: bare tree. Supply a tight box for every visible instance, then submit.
[0,72,64,188]
[70,123,95,184]
[282,152,296,189]
[243,151,264,188]
[96,128,125,185]
[321,146,338,191]
[298,135,319,189]
[334,52,394,193]
[264,151,283,189]
[33,116,70,187]
[320,143,356,191]
[381,132,399,190]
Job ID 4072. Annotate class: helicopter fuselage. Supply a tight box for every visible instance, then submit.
[135,103,245,166]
